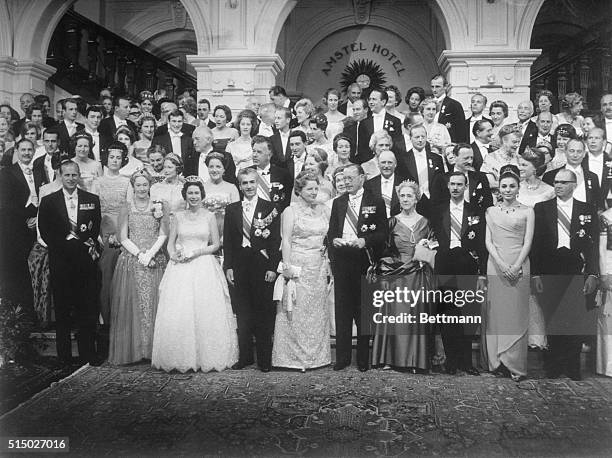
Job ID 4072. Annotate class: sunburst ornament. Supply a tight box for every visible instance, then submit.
[339,59,387,95]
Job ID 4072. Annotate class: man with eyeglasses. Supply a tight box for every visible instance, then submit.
[430,73,467,143]
[543,138,601,209]
[532,168,599,381]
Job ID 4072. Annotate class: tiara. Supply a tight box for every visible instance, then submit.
[165,152,182,162]
[395,179,419,190]
[499,165,520,180]
[184,175,205,185]
[131,167,151,179]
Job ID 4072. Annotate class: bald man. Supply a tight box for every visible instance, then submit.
[363,150,407,217]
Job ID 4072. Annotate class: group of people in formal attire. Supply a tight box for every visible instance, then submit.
[1,75,612,382]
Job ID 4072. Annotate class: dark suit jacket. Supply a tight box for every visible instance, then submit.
[363,173,407,217]
[0,162,44,223]
[396,148,444,190]
[151,133,198,177]
[57,120,85,153]
[466,115,492,141]
[357,112,405,163]
[542,165,602,210]
[341,118,362,163]
[153,122,195,138]
[247,165,293,213]
[33,154,55,185]
[338,101,348,116]
[223,198,281,274]
[428,200,487,275]
[518,121,538,155]
[532,198,598,276]
[269,131,292,168]
[438,96,467,143]
[429,169,494,212]
[582,152,612,209]
[38,188,101,278]
[327,190,388,270]
[470,141,491,172]
[99,117,138,152]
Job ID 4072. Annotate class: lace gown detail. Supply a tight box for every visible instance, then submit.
[152,211,238,372]
[272,203,331,369]
[108,202,167,364]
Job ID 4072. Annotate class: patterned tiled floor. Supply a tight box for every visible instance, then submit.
[1,362,611,456]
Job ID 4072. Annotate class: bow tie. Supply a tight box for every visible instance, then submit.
[243,201,253,212]
[382,179,392,185]
[260,170,270,176]
[170,132,182,138]
[23,166,32,175]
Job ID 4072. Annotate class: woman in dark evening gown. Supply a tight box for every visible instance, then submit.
[372,181,436,371]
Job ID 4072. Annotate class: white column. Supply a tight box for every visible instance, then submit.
[187,54,284,113]
[0,58,56,108]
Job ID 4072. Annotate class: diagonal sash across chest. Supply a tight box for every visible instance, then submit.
[255,172,271,200]
[345,201,360,236]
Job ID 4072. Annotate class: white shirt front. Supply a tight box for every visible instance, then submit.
[85,128,100,162]
[258,122,274,137]
[372,109,386,132]
[63,188,78,225]
[345,100,355,117]
[537,133,552,145]
[343,189,364,240]
[64,119,77,136]
[169,130,183,156]
[588,152,604,186]
[279,130,290,158]
[44,154,54,183]
[468,114,483,143]
[556,197,573,249]
[565,164,586,203]
[433,94,446,123]
[113,115,127,129]
[605,118,612,142]
[242,196,258,247]
[18,162,38,207]
[381,174,394,217]
[413,148,429,198]
[293,153,305,178]
[474,140,489,163]
[198,152,210,183]
[449,201,463,249]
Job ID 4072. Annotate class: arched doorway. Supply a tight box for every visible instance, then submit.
[275,0,446,109]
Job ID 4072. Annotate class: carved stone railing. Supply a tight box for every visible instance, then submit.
[46,8,196,102]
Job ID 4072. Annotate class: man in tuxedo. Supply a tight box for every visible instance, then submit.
[466,93,491,143]
[33,127,60,185]
[429,172,485,375]
[532,169,598,380]
[287,130,308,181]
[192,125,236,185]
[430,143,494,212]
[79,105,103,163]
[584,127,611,207]
[341,98,368,163]
[397,124,444,205]
[430,74,467,143]
[269,107,292,167]
[357,89,405,162]
[57,98,84,152]
[224,168,281,372]
[0,139,44,307]
[364,150,406,217]
[154,102,196,138]
[594,93,612,141]
[338,83,362,117]
[151,109,198,176]
[38,160,102,366]
[327,163,387,371]
[543,139,602,210]
[471,119,494,171]
[249,135,292,212]
[197,99,216,129]
[515,100,535,142]
[99,95,138,151]
[269,85,297,128]
[520,111,556,156]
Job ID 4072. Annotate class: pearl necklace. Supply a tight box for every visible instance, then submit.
[525,179,541,191]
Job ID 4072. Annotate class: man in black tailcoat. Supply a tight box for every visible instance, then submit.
[224,168,281,372]
[249,135,292,213]
[532,168,598,381]
[327,163,387,372]
[429,171,485,376]
[38,160,102,366]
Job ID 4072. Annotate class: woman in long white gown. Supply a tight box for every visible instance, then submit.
[597,209,612,377]
[152,178,238,372]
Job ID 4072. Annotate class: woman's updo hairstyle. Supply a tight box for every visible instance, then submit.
[129,168,153,187]
[68,131,94,160]
[105,141,129,167]
[204,151,227,169]
[181,178,206,200]
[521,146,546,176]
[293,170,320,197]
[164,153,184,176]
[499,164,520,185]
[114,125,136,144]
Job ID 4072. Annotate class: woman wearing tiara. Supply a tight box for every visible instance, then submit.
[517,147,554,350]
[483,164,534,381]
[149,153,186,216]
[371,180,436,372]
[152,177,238,372]
[108,169,167,364]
